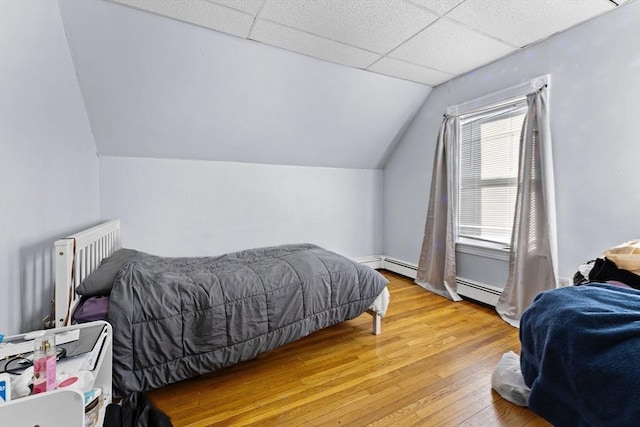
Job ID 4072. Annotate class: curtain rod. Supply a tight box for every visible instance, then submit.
[446,74,550,117]
[456,98,527,122]
[457,84,547,121]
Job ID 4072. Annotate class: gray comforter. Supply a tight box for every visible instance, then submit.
[108,244,388,394]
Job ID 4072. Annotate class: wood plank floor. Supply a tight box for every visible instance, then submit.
[147,270,550,426]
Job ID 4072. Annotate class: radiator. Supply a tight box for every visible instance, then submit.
[382,257,418,279]
[358,256,503,307]
[455,277,503,307]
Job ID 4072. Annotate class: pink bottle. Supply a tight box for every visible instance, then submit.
[33,334,56,394]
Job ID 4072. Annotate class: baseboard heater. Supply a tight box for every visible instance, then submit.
[356,256,503,307]
[454,277,503,307]
[382,257,418,279]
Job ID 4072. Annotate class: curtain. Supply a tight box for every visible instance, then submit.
[496,87,558,327]
[415,115,462,301]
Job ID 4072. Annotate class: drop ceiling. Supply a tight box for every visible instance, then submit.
[107,0,628,87]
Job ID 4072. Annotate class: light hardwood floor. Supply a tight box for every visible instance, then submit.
[147,270,550,426]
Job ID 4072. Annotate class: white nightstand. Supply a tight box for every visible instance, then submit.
[0,321,112,427]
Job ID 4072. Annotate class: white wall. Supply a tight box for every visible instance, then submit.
[100,157,383,258]
[0,1,100,334]
[384,1,640,286]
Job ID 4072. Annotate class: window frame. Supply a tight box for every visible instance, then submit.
[445,75,550,258]
[456,99,528,249]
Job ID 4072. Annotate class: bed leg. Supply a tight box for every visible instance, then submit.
[373,313,381,335]
[367,310,381,335]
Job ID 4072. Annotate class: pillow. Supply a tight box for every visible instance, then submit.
[76,248,139,296]
[72,295,110,323]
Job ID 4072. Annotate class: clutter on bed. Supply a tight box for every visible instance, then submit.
[603,239,640,274]
[519,239,640,426]
[573,239,640,288]
[520,283,640,426]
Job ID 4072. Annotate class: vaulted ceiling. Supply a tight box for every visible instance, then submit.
[59,0,628,169]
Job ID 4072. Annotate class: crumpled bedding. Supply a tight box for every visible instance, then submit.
[107,243,389,394]
[520,283,640,427]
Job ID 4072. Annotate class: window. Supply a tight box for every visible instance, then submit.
[457,99,528,247]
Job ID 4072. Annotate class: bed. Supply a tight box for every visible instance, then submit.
[54,219,390,394]
[519,282,640,427]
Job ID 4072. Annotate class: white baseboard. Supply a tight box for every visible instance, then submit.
[455,277,503,306]
[353,255,416,277]
[355,255,503,307]
[352,255,385,270]
[381,257,418,279]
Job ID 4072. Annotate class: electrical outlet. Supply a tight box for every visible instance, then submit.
[558,277,572,288]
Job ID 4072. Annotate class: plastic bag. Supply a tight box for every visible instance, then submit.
[491,351,531,407]
[603,240,640,275]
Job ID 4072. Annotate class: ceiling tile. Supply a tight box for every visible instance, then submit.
[250,20,381,69]
[110,0,254,37]
[390,18,515,75]
[368,57,454,86]
[407,0,465,16]
[206,0,264,16]
[447,0,613,47]
[259,0,438,54]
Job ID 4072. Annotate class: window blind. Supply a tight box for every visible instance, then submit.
[458,100,528,246]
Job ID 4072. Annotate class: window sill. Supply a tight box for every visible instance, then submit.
[456,239,510,261]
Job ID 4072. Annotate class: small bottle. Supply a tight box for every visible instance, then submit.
[33,334,56,394]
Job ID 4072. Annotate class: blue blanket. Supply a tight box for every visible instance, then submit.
[520,283,640,427]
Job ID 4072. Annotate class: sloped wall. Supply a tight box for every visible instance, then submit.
[59,0,430,170]
[384,0,640,286]
[0,1,99,334]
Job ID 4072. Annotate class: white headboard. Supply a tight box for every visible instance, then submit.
[54,219,121,327]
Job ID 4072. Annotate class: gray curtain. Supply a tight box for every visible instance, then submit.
[496,87,558,327]
[415,115,462,301]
